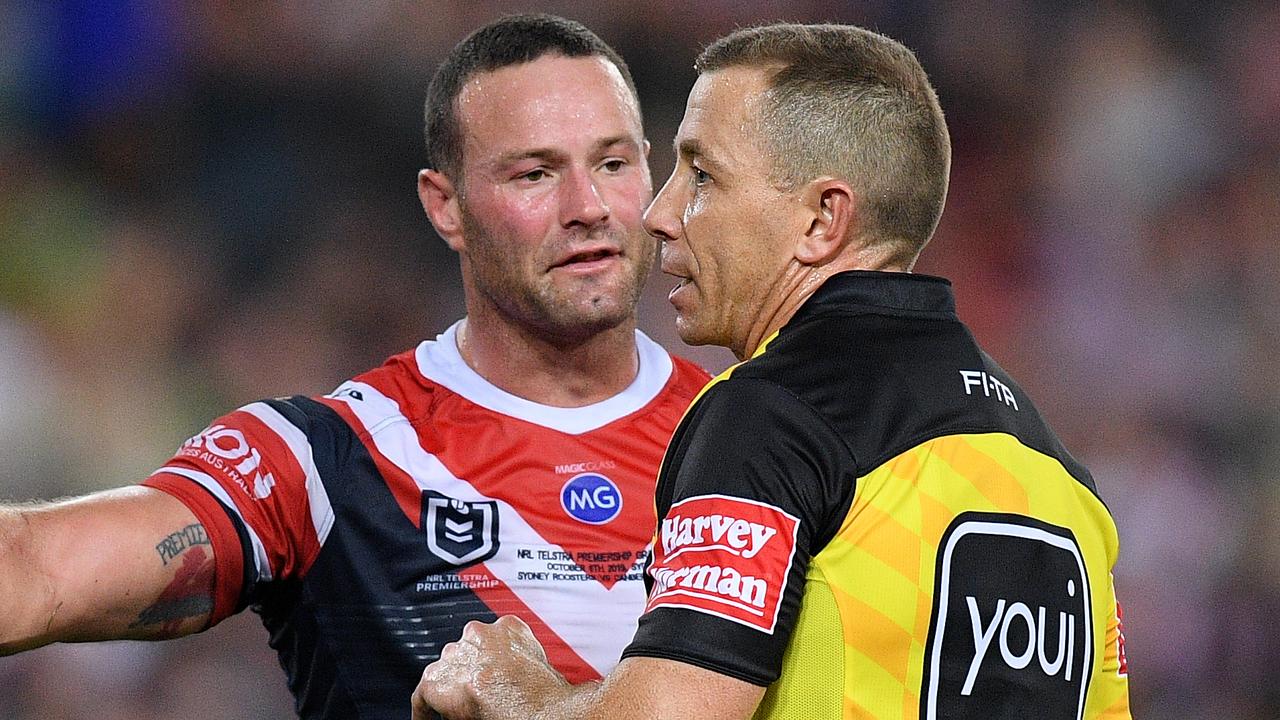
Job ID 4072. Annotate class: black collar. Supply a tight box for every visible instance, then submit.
[789,271,956,326]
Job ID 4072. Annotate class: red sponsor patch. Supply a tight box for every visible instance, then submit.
[178,421,277,501]
[645,494,799,633]
[1115,600,1129,676]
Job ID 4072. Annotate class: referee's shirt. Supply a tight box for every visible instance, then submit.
[624,271,1131,720]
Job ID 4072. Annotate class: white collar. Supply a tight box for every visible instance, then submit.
[413,320,674,435]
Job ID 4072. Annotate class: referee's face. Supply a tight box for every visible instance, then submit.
[645,67,811,360]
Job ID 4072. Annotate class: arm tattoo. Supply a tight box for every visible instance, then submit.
[130,540,216,634]
[154,523,209,565]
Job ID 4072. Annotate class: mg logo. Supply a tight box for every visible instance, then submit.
[421,491,500,567]
[560,473,622,524]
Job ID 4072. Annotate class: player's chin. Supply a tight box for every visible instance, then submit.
[544,293,635,335]
[565,266,643,304]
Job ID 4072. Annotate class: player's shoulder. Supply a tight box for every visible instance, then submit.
[345,345,426,393]
[666,353,712,396]
[305,340,442,435]
[632,329,710,399]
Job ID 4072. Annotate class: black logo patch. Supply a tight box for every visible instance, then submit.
[921,513,1092,720]
[421,491,500,567]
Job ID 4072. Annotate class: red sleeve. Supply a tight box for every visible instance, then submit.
[142,472,246,626]
[141,401,326,619]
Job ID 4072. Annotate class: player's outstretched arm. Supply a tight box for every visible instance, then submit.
[0,486,216,654]
[412,616,765,720]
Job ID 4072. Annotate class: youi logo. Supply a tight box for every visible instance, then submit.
[560,473,623,524]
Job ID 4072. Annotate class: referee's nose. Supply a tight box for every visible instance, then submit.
[643,166,687,245]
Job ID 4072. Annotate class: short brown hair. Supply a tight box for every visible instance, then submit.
[425,14,640,182]
[697,24,950,265]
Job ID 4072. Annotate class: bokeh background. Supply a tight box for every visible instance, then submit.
[1,1,1277,718]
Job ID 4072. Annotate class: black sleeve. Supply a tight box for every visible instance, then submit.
[621,377,856,685]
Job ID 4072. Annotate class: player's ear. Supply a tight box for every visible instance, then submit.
[794,178,855,266]
[419,169,465,252]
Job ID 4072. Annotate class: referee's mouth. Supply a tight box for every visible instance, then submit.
[665,273,694,303]
[660,244,695,302]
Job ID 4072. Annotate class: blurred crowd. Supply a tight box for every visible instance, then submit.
[1,1,1276,718]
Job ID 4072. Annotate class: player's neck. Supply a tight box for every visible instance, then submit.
[456,315,640,408]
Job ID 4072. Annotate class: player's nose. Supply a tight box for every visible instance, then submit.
[559,168,609,228]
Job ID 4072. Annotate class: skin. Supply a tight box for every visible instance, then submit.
[0,487,215,654]
[412,65,905,720]
[418,54,656,406]
[412,616,763,720]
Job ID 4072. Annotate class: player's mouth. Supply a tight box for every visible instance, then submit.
[551,247,622,273]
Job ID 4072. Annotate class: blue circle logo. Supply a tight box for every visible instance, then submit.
[560,473,623,524]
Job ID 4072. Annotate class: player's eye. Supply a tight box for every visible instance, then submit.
[520,168,547,182]
[692,165,711,186]
[601,159,626,173]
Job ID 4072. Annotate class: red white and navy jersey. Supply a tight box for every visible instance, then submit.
[143,322,709,719]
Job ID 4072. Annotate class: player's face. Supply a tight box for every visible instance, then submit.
[452,55,654,343]
[644,67,802,359]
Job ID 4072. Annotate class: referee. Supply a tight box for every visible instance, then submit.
[415,22,1132,720]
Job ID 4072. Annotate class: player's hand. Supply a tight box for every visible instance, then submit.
[412,615,571,720]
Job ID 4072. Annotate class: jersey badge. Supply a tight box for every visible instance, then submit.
[421,491,500,567]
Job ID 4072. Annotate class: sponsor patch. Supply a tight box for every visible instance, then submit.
[180,424,275,499]
[1115,600,1128,676]
[922,513,1092,720]
[421,491,500,568]
[644,494,799,633]
[560,473,622,524]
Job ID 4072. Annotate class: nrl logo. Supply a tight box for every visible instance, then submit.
[421,491,500,567]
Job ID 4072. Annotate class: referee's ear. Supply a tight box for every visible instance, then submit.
[794,178,856,267]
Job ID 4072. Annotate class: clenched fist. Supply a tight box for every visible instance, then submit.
[412,615,572,720]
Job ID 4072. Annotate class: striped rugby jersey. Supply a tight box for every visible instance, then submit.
[144,321,708,719]
[623,271,1131,720]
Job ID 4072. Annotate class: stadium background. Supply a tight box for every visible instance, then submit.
[0,1,1276,717]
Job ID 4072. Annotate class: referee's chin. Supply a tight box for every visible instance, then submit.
[675,317,732,356]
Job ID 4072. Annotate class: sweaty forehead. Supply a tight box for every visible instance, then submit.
[456,55,642,163]
[676,67,772,168]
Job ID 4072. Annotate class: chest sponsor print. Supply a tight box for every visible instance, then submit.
[923,513,1093,720]
[645,494,799,633]
[560,473,623,525]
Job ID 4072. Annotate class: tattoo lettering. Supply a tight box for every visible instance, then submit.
[155,523,209,565]
[130,546,215,634]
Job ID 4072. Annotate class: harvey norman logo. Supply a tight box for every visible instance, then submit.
[646,494,799,634]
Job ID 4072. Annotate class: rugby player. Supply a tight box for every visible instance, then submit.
[0,14,707,719]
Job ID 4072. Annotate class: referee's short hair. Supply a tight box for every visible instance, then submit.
[697,24,951,267]
[425,14,640,185]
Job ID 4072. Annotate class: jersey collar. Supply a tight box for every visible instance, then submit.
[413,321,675,435]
